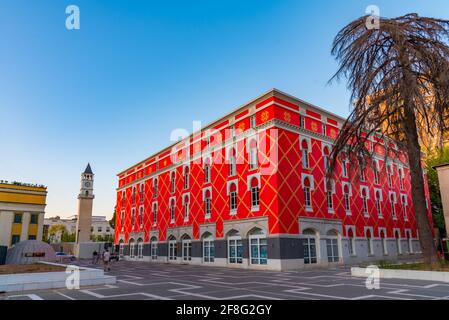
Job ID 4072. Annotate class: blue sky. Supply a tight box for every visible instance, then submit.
[0,0,448,219]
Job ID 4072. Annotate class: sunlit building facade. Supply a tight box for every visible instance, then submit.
[114,89,431,270]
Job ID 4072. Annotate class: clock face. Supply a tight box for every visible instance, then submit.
[84,182,91,188]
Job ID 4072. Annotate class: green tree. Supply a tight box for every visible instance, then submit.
[48,224,68,243]
[425,146,449,236]
[109,206,116,229]
[329,14,449,265]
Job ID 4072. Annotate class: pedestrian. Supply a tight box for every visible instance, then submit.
[92,250,98,264]
[103,249,111,272]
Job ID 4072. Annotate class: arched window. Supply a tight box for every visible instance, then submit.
[170,171,176,193]
[302,229,317,264]
[366,229,373,256]
[361,188,368,216]
[137,238,144,259]
[204,189,212,218]
[326,230,340,263]
[301,139,310,169]
[380,229,388,255]
[227,230,243,264]
[303,177,312,209]
[129,239,136,258]
[395,230,402,255]
[229,182,238,213]
[248,228,267,265]
[181,235,192,261]
[150,236,158,260]
[387,164,393,188]
[139,184,144,203]
[375,190,382,217]
[373,160,380,184]
[120,210,125,227]
[402,195,408,221]
[183,194,189,221]
[168,235,177,261]
[184,166,190,189]
[399,168,405,190]
[131,208,136,226]
[202,233,215,263]
[390,193,397,219]
[153,178,158,198]
[152,202,158,225]
[343,184,351,213]
[341,153,348,178]
[347,228,356,256]
[326,179,334,213]
[132,187,136,204]
[323,146,330,170]
[406,230,413,254]
[229,148,236,176]
[250,177,260,210]
[204,158,211,183]
[249,139,258,170]
[138,206,144,228]
[121,191,126,207]
[169,198,176,223]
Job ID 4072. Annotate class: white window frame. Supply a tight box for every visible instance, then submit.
[152,202,158,226]
[203,235,215,263]
[202,187,212,219]
[169,197,176,224]
[168,239,177,260]
[227,180,238,215]
[249,233,268,265]
[182,239,192,261]
[138,205,144,229]
[227,235,243,264]
[182,193,190,222]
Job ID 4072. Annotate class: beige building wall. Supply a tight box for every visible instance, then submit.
[436,164,449,234]
[76,198,93,243]
[0,211,13,247]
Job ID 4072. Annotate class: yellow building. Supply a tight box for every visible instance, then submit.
[0,181,47,248]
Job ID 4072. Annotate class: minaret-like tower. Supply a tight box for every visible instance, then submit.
[75,163,94,244]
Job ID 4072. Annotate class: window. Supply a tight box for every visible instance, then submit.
[129,240,136,258]
[360,163,366,182]
[326,238,339,263]
[203,234,215,263]
[204,190,211,218]
[249,139,258,170]
[327,190,334,212]
[303,229,317,264]
[387,165,393,188]
[249,229,267,265]
[229,183,237,213]
[184,166,190,189]
[347,228,356,256]
[131,208,136,226]
[323,146,330,171]
[98,227,102,233]
[28,235,36,240]
[13,213,22,224]
[106,227,110,233]
[119,242,124,256]
[170,171,176,193]
[183,195,189,221]
[152,202,158,225]
[137,240,144,259]
[322,122,327,136]
[121,191,126,207]
[390,193,397,219]
[169,198,175,223]
[395,231,402,255]
[11,235,20,246]
[120,211,125,226]
[373,161,380,184]
[303,177,312,210]
[366,229,374,256]
[30,214,38,224]
[402,195,408,221]
[380,230,388,255]
[153,178,158,197]
[375,191,382,218]
[343,184,351,213]
[182,237,192,261]
[399,168,405,190]
[250,178,260,210]
[168,237,177,260]
[361,188,369,217]
[140,184,144,203]
[228,231,243,264]
[139,206,144,228]
[250,115,256,128]
[132,187,136,204]
[301,139,310,169]
[341,159,348,178]
[150,238,158,260]
[204,159,211,183]
[229,148,236,176]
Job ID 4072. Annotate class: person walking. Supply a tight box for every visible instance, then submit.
[92,250,98,264]
[103,249,111,272]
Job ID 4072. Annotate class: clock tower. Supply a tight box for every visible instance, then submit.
[75,163,94,244]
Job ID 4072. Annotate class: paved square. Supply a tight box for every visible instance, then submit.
[2,260,449,300]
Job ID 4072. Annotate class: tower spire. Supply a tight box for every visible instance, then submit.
[84,163,93,174]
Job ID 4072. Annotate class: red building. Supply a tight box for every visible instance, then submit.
[114,89,432,270]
